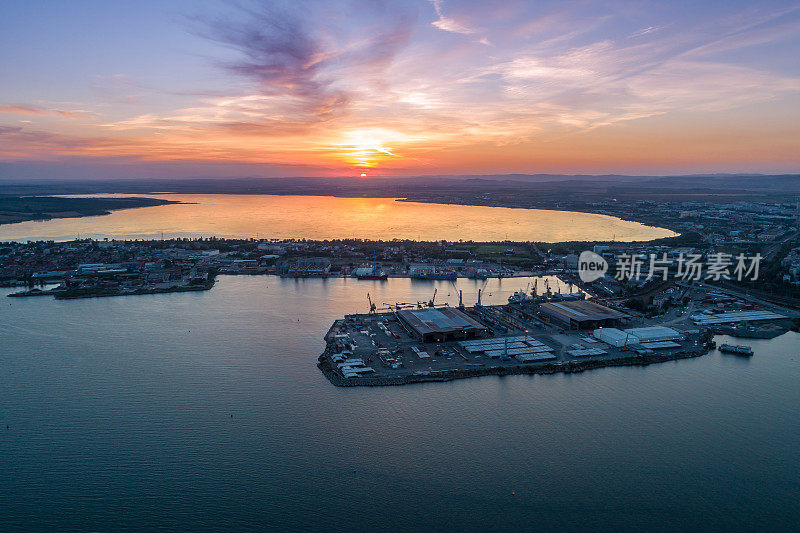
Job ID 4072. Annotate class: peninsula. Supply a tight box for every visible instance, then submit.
[0,196,179,226]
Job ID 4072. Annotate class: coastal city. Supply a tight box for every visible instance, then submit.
[3,197,799,296]
[2,196,798,387]
[4,0,800,529]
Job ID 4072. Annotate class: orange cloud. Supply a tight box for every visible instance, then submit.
[0,103,89,119]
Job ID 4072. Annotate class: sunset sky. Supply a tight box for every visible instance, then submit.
[1,0,800,179]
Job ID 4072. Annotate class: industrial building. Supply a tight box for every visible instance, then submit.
[593,326,684,348]
[568,347,609,357]
[689,310,787,326]
[397,307,489,342]
[458,335,555,360]
[276,257,331,277]
[539,300,629,329]
[593,328,639,347]
[623,326,684,343]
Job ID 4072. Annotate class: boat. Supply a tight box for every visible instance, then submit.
[411,269,457,280]
[470,269,489,279]
[358,273,388,280]
[719,343,753,356]
[354,265,388,280]
[546,291,586,302]
[508,290,532,304]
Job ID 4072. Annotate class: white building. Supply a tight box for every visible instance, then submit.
[623,326,683,343]
[593,328,640,347]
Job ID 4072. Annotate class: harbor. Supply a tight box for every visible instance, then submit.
[5,1,800,528]
[318,292,712,387]
[317,278,796,386]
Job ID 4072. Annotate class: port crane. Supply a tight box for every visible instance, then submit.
[367,293,377,314]
[476,278,489,307]
[384,301,417,311]
[621,331,632,351]
[415,289,438,309]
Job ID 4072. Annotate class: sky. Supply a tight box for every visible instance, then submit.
[1,0,800,179]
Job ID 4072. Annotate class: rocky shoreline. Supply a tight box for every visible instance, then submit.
[318,345,713,388]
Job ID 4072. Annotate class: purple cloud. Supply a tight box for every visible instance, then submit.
[195,1,417,123]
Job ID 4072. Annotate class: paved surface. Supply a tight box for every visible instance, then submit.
[323,305,706,382]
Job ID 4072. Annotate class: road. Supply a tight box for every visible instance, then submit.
[760,228,798,262]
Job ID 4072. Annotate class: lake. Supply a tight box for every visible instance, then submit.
[0,194,676,242]
[1,275,798,531]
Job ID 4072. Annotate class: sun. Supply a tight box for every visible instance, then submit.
[360,172,368,178]
[335,128,414,168]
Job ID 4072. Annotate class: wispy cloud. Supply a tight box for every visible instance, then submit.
[430,0,475,35]
[193,0,416,125]
[0,103,90,119]
[3,0,800,174]
[629,26,662,38]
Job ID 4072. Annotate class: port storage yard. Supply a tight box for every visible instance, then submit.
[318,299,719,387]
[318,280,799,387]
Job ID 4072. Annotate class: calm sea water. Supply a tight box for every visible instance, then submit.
[1,276,798,531]
[0,194,676,242]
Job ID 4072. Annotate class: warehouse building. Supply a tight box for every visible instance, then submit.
[539,300,629,329]
[623,326,683,343]
[594,326,684,348]
[690,310,787,326]
[397,308,489,343]
[593,328,640,347]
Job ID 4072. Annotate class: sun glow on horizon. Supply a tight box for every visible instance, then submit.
[334,128,422,168]
[1,1,799,178]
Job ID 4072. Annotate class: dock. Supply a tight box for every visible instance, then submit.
[317,302,716,387]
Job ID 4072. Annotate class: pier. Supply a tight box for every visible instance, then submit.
[318,300,716,387]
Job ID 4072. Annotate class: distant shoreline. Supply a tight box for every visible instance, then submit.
[0,196,180,226]
[0,192,680,244]
[2,173,797,239]
[392,196,684,236]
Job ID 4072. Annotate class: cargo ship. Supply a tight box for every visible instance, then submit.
[411,269,457,280]
[719,343,753,356]
[354,265,388,280]
[508,290,533,304]
[470,269,489,280]
[546,291,586,302]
